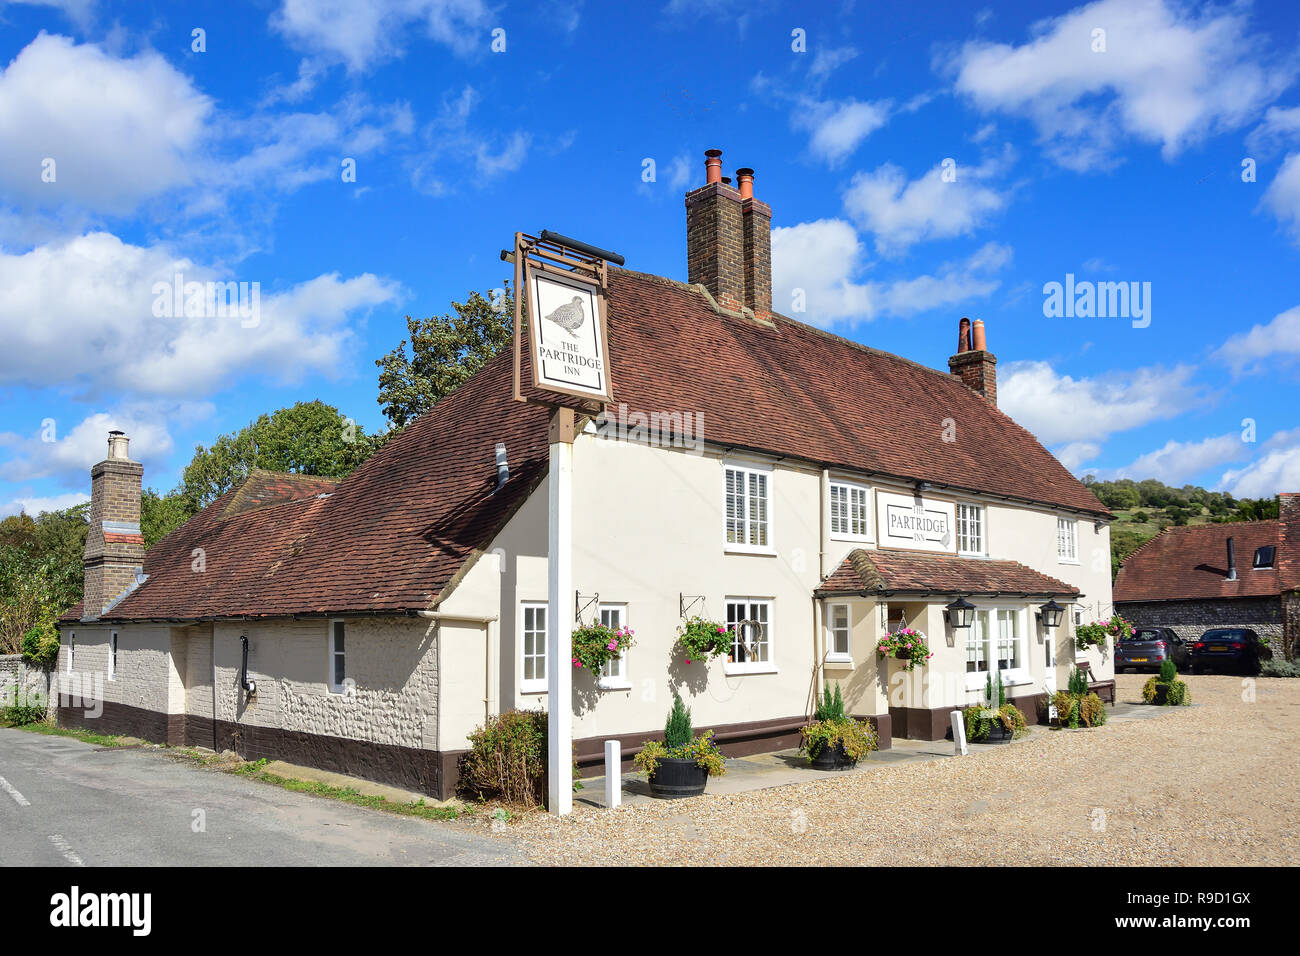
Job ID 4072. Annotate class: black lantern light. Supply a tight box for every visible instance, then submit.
[1038,599,1065,629]
[945,596,975,630]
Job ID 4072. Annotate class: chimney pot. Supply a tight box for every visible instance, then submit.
[972,318,987,352]
[704,148,723,184]
[958,317,971,353]
[107,430,130,460]
[1226,536,1237,581]
[736,167,754,200]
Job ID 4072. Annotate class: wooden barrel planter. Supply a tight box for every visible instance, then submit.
[648,757,708,799]
[809,740,858,771]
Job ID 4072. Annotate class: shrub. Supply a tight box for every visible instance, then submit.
[20,624,60,670]
[985,671,1007,708]
[0,689,47,727]
[459,709,547,807]
[800,716,878,762]
[1142,675,1190,706]
[633,732,726,779]
[676,616,730,664]
[963,703,1028,741]
[814,683,846,723]
[1067,666,1089,696]
[1261,659,1300,678]
[1054,689,1108,728]
[1158,659,1177,682]
[664,692,693,750]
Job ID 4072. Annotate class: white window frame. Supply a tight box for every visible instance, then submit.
[964,605,1030,692]
[1056,517,1078,563]
[597,603,631,690]
[108,631,118,681]
[826,603,852,663]
[328,619,347,693]
[829,480,871,541]
[68,632,75,673]
[724,597,777,675]
[723,462,775,555]
[957,503,984,556]
[520,602,548,694]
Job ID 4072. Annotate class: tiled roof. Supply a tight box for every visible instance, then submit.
[76,269,1103,623]
[1114,521,1285,603]
[818,548,1079,597]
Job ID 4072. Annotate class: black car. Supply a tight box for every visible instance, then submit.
[1115,627,1188,673]
[1187,628,1273,675]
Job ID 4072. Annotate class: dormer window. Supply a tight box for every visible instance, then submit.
[1254,546,1276,569]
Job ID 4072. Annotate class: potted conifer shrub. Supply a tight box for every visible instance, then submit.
[800,683,878,770]
[1142,659,1190,706]
[633,692,725,799]
[962,672,1027,744]
[1053,667,1108,729]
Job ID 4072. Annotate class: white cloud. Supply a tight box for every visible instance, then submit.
[0,0,96,28]
[0,491,89,519]
[1261,153,1300,245]
[1212,304,1300,372]
[794,98,891,166]
[272,0,491,72]
[948,0,1293,171]
[0,232,402,397]
[1221,428,1300,497]
[771,220,1009,326]
[0,409,177,483]
[1055,441,1102,471]
[1098,433,1247,484]
[408,86,532,194]
[0,34,213,214]
[843,150,1012,254]
[808,45,858,82]
[999,360,1201,445]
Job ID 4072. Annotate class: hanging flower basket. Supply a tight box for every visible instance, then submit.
[675,616,730,666]
[1075,614,1133,651]
[570,622,635,672]
[876,628,933,672]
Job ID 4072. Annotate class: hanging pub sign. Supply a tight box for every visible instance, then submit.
[510,230,617,405]
[877,490,956,553]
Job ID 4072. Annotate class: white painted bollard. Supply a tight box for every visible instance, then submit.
[951,711,968,756]
[604,740,621,809]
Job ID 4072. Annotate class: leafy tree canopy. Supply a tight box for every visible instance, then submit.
[375,285,514,429]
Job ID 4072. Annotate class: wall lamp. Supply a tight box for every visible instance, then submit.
[1037,599,1065,629]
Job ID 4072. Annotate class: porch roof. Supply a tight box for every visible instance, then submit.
[817,548,1080,599]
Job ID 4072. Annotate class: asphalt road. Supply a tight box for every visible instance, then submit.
[0,728,517,866]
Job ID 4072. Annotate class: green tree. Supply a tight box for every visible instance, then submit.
[179,400,381,510]
[0,503,88,653]
[141,489,195,548]
[375,285,514,429]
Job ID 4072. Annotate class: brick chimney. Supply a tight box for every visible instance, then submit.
[685,148,745,314]
[1280,493,1300,589]
[736,167,772,322]
[82,430,145,620]
[948,317,997,404]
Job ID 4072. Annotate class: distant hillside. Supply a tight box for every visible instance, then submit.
[1081,477,1280,580]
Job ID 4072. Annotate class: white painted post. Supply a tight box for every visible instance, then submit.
[951,710,968,756]
[546,412,575,816]
[604,740,621,809]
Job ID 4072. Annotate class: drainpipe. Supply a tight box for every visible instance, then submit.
[417,610,501,729]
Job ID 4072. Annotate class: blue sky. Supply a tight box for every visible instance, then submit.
[1,0,1299,516]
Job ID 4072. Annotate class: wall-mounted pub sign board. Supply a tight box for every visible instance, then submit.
[512,231,614,405]
[877,490,956,553]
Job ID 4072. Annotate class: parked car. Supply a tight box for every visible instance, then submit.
[1187,628,1273,675]
[1115,627,1188,673]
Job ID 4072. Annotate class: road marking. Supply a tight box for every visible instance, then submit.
[48,834,84,866]
[0,774,30,806]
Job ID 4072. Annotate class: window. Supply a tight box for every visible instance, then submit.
[328,620,346,693]
[957,503,983,555]
[725,598,774,673]
[966,611,989,674]
[724,464,771,551]
[521,603,547,693]
[1254,546,1276,569]
[827,604,851,660]
[829,482,870,539]
[1056,517,1078,562]
[68,633,75,673]
[598,604,630,689]
[995,610,1020,671]
[108,632,118,681]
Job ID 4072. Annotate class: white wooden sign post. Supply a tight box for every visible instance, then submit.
[546,408,576,816]
[951,710,968,756]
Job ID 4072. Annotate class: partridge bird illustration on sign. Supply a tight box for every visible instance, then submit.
[544,295,586,338]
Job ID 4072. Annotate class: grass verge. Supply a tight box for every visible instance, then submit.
[11,720,130,748]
